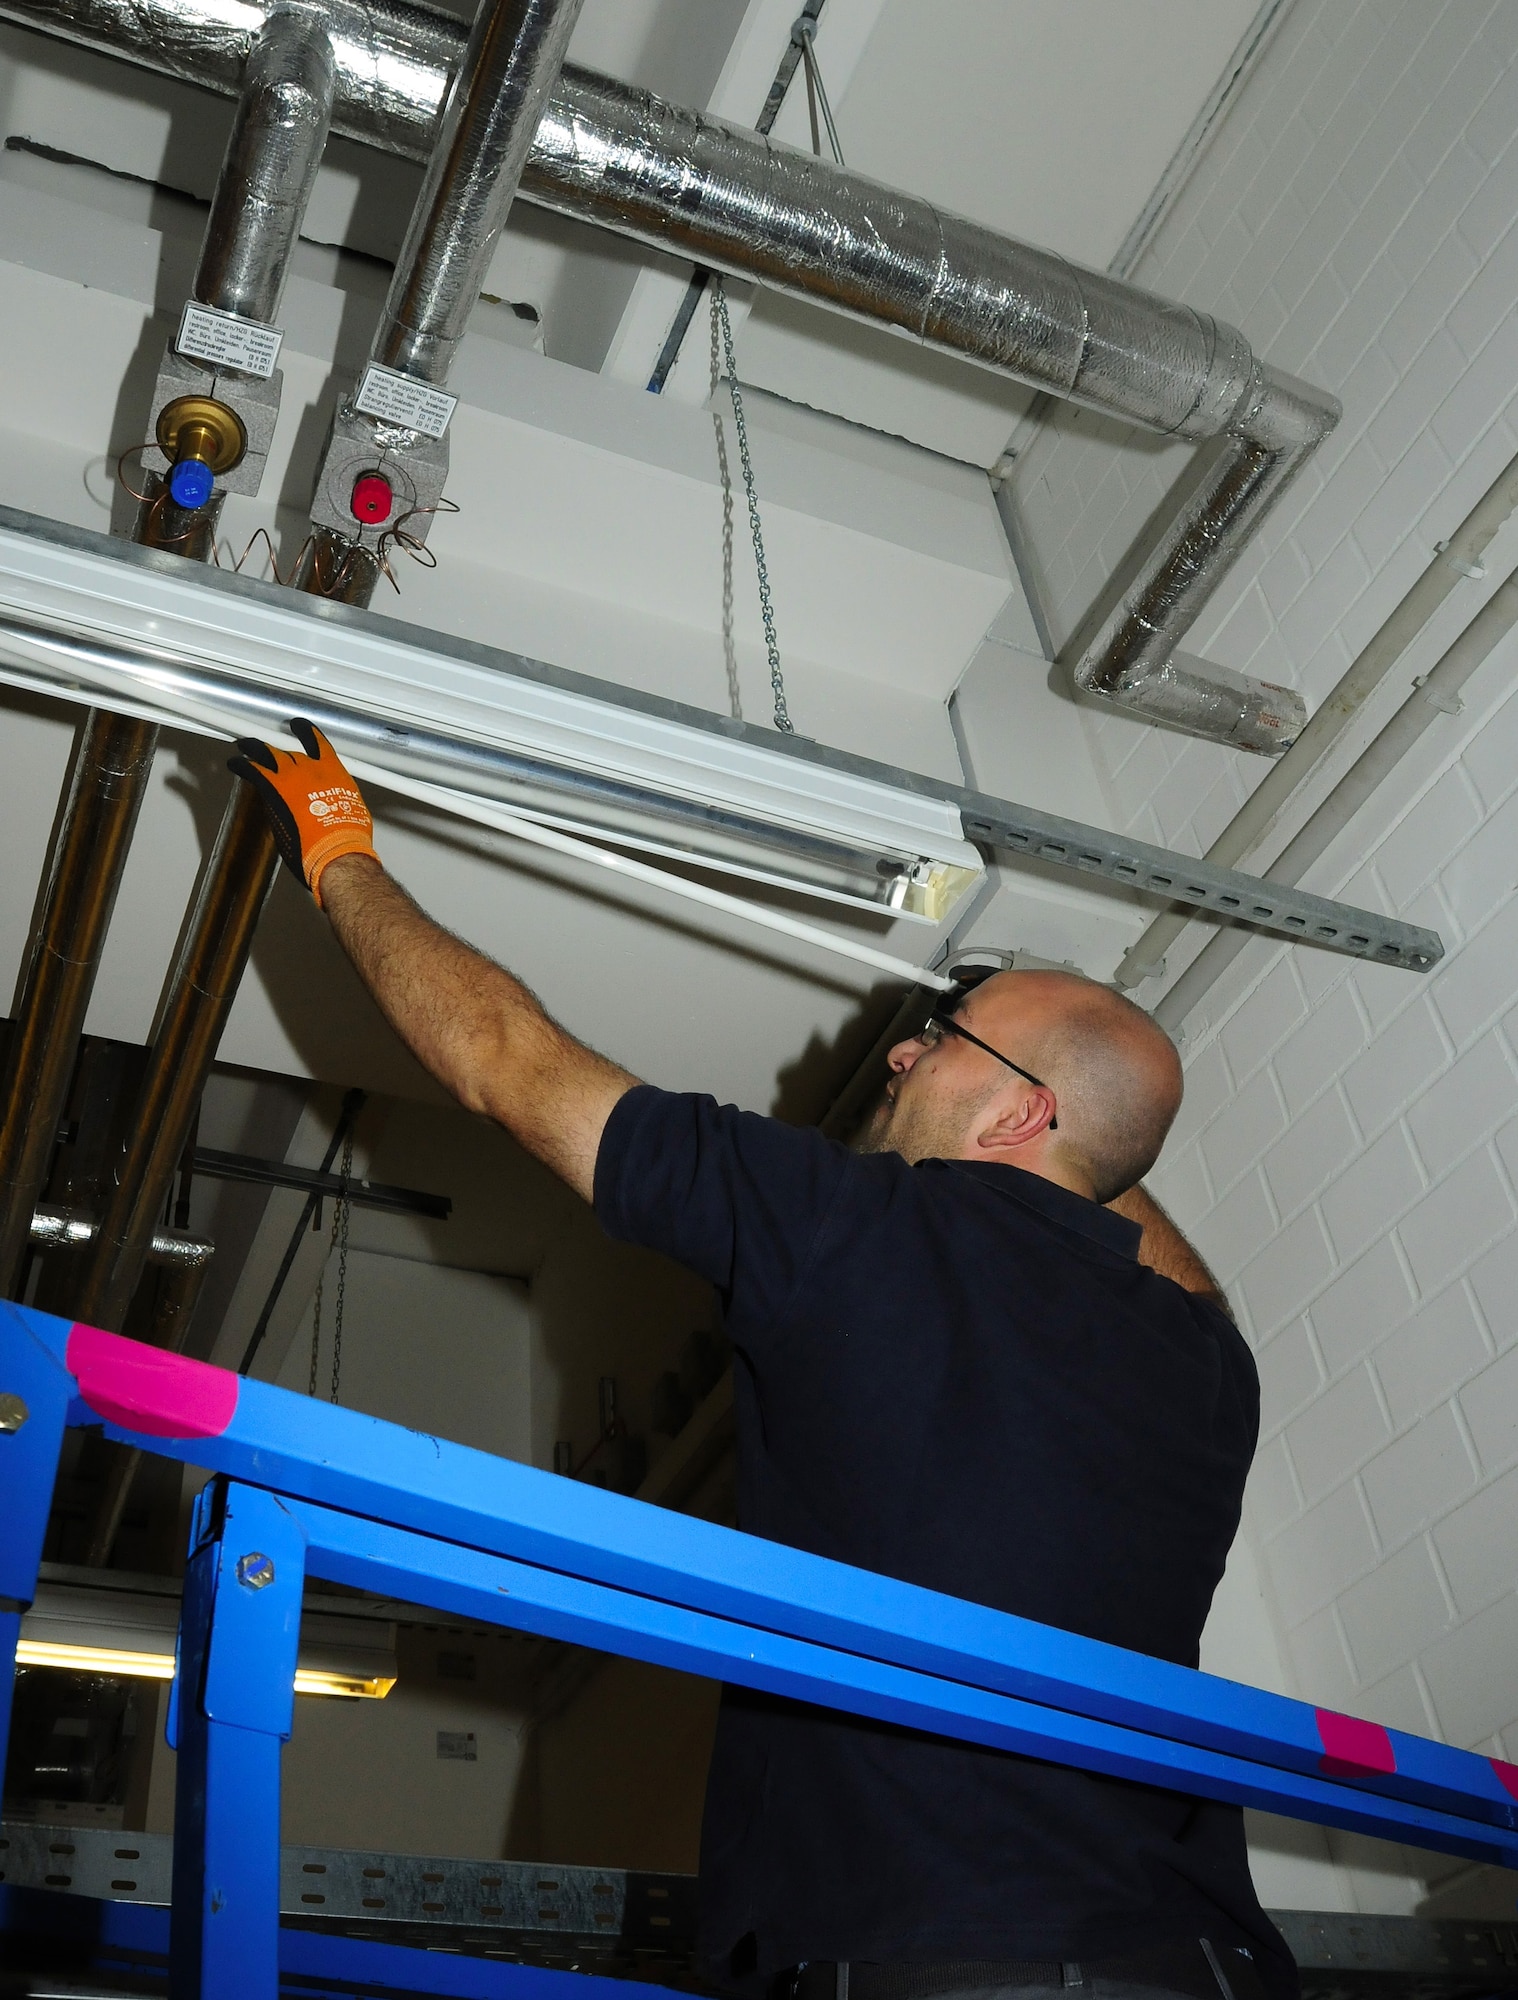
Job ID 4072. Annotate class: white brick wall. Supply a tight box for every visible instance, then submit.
[1011,0,1518,1914]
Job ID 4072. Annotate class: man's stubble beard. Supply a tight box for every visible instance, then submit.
[853,1080,981,1165]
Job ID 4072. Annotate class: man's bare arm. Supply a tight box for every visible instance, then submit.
[320,854,637,1202]
[1106,1183,1232,1315]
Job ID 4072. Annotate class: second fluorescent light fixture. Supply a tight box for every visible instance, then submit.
[0,510,983,926]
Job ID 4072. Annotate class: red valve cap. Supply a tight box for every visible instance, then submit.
[350,472,393,525]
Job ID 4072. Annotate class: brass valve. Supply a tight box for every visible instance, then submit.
[156,394,248,474]
[155,395,248,509]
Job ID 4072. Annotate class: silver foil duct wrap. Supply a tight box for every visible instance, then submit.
[194,2,336,323]
[0,0,455,150]
[29,1203,215,1267]
[374,0,585,383]
[0,0,1340,748]
[1066,361,1338,752]
[525,72,1259,440]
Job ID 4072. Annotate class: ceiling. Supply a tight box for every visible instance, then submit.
[0,0,1266,1114]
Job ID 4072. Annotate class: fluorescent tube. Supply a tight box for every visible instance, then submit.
[16,1640,177,1680]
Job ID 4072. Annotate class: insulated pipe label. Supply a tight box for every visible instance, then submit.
[177,302,284,379]
[353,365,456,439]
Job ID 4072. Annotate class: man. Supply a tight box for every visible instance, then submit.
[231,724,1292,2000]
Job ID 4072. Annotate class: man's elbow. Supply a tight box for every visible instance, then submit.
[434,1018,518,1124]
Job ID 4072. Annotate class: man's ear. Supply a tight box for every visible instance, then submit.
[975,1083,1056,1154]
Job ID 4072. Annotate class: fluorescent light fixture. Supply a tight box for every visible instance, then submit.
[16,1640,176,1680]
[19,1569,398,1700]
[0,508,983,928]
[14,1639,394,1698]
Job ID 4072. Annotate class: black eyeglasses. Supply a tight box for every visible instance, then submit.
[919,995,1058,1130]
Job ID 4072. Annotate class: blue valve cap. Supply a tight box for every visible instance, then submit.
[168,458,215,509]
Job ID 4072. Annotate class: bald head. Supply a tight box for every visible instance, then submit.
[858,969,1183,1202]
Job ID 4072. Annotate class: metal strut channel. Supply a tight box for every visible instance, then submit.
[956,795,1443,974]
[191,1145,451,1219]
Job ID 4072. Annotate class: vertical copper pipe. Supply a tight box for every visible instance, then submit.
[0,710,159,1297]
[74,783,277,1337]
[294,526,383,604]
[131,476,226,561]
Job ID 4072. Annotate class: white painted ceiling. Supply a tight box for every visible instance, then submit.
[0,0,1262,1113]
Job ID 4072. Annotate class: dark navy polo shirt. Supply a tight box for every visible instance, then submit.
[594,1086,1290,1994]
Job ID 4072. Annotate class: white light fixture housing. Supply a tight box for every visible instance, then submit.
[0,508,984,928]
[19,1568,398,1700]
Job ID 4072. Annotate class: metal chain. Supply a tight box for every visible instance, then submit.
[329,1131,353,1404]
[307,1232,323,1396]
[712,277,794,734]
[709,292,744,720]
[308,1129,355,1402]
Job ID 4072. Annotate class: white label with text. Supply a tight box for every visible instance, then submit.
[175,302,283,379]
[354,367,457,439]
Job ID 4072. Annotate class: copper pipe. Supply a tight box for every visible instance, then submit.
[131,473,226,560]
[295,526,383,603]
[73,782,277,1337]
[0,711,159,1298]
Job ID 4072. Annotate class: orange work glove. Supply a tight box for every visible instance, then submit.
[227,719,376,906]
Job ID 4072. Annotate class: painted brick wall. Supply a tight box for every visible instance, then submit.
[1011,0,1518,1915]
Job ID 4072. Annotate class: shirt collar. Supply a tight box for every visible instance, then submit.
[934,1158,1142,1260]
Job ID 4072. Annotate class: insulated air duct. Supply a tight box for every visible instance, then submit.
[0,0,1338,750]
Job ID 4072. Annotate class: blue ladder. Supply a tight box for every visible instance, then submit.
[3,1304,1516,1999]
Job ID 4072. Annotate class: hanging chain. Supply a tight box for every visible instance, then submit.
[307,1204,327,1396]
[329,1131,353,1404]
[709,292,744,721]
[712,278,794,735]
[308,1129,355,1402]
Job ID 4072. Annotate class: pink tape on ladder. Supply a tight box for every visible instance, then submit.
[1315,1708,1397,1778]
[66,1323,239,1440]
[1491,1759,1518,1803]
